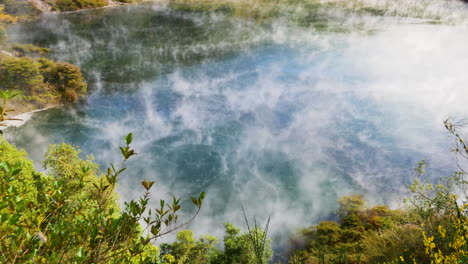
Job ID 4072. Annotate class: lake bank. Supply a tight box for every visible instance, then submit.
[3,105,58,128]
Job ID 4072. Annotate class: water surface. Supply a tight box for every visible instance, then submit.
[7,1,468,253]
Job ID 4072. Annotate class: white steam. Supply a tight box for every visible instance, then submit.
[6,0,468,255]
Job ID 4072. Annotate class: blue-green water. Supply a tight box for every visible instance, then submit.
[7,1,468,253]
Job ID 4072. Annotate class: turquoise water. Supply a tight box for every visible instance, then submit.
[7,1,468,253]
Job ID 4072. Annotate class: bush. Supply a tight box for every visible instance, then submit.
[0,133,205,263]
[38,59,87,102]
[0,139,44,201]
[288,195,406,264]
[0,56,87,103]
[0,55,87,110]
[64,87,78,102]
[51,0,108,12]
[362,225,427,263]
[161,223,272,264]
[0,55,43,94]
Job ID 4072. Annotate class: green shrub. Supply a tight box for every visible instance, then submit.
[161,223,272,264]
[0,139,45,201]
[0,56,86,104]
[0,55,43,94]
[288,195,406,264]
[160,230,220,264]
[38,58,87,102]
[52,0,108,12]
[0,133,205,263]
[362,225,427,263]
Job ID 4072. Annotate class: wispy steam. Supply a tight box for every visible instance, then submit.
[5,0,468,254]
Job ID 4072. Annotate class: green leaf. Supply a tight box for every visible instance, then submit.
[125,133,133,145]
[11,168,22,176]
[81,166,90,174]
[76,247,84,258]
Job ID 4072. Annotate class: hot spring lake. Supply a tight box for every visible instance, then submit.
[6,1,468,251]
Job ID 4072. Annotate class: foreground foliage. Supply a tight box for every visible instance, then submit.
[0,137,274,263]
[0,131,208,263]
[0,93,273,263]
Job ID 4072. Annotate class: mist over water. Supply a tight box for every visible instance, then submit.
[6,0,468,257]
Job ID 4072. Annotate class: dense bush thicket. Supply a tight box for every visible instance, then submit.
[0,54,87,112]
[0,128,213,263]
[288,124,468,264]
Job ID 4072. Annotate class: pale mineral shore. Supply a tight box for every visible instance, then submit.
[3,106,57,128]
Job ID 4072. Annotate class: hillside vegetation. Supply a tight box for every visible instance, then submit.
[0,3,87,115]
[0,54,87,113]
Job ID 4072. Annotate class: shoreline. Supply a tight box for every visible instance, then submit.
[3,106,57,128]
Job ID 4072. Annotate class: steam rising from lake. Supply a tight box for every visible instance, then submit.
[6,0,468,256]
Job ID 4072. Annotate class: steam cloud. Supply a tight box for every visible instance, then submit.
[5,0,468,255]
